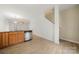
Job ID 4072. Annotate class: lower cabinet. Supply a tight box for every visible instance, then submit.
[2,32,9,48]
[0,33,3,48]
[0,32,9,48]
[9,32,17,45]
[17,32,24,43]
[0,31,24,49]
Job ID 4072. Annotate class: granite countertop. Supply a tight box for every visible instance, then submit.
[0,30,32,32]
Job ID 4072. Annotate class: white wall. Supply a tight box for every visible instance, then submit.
[54,5,59,44]
[31,5,54,41]
[60,5,79,44]
[0,14,9,31]
[33,13,54,41]
[0,4,54,41]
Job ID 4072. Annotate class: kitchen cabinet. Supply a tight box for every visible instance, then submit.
[2,32,9,48]
[0,32,8,48]
[0,33,2,48]
[9,32,17,45]
[0,31,24,49]
[17,32,24,43]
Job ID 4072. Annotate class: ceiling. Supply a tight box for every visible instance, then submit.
[0,4,76,21]
[0,4,75,13]
[59,4,76,11]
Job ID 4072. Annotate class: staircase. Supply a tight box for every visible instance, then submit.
[44,8,54,23]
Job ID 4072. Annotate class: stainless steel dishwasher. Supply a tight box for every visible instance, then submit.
[24,31,32,41]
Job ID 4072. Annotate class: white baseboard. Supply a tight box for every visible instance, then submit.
[33,33,54,42]
[60,38,79,44]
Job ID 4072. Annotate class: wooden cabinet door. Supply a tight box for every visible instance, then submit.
[9,32,17,45]
[2,32,9,48]
[2,32,6,48]
[0,33,2,48]
[5,32,8,47]
[17,32,24,43]
[0,32,9,48]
